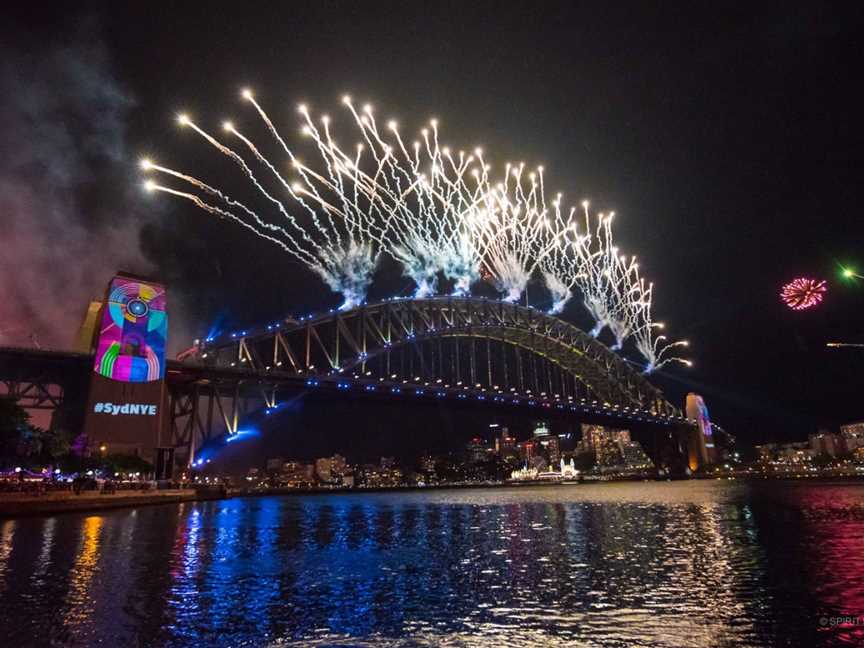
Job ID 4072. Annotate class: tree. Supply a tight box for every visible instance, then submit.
[0,397,33,461]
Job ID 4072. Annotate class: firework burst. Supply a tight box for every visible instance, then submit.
[141,89,691,371]
[781,277,827,311]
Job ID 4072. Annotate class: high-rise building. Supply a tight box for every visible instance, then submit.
[539,435,561,465]
[281,461,315,487]
[809,432,838,457]
[496,427,517,458]
[517,440,536,463]
[466,437,488,463]
[330,454,347,476]
[579,424,629,452]
[840,423,864,453]
[619,441,653,468]
[420,455,437,473]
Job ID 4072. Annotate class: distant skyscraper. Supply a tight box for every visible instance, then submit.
[539,435,561,465]
[517,440,536,463]
[467,437,488,463]
[579,424,629,452]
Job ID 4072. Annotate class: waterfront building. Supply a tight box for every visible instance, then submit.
[756,442,817,464]
[420,455,436,474]
[361,462,402,487]
[579,424,630,452]
[559,457,579,479]
[539,435,561,466]
[279,461,315,488]
[533,421,551,438]
[495,427,516,457]
[840,421,864,437]
[466,437,489,463]
[809,431,839,457]
[509,466,539,481]
[266,457,284,473]
[517,440,536,463]
[619,441,653,469]
[839,423,864,454]
[315,457,333,483]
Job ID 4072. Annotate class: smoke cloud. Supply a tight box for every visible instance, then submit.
[0,31,153,351]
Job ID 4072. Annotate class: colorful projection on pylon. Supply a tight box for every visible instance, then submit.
[93,277,167,382]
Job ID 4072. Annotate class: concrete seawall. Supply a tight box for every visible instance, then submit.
[0,489,216,517]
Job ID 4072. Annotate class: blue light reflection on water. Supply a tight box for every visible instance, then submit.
[1,482,864,646]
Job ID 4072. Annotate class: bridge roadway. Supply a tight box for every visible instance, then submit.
[1,341,693,461]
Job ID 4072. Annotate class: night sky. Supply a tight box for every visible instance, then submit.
[4,2,863,448]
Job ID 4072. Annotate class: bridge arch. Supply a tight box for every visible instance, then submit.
[196,297,679,417]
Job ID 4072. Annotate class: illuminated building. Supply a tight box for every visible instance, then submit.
[619,441,653,468]
[509,466,539,481]
[559,457,579,479]
[533,421,551,438]
[809,432,839,457]
[280,461,315,487]
[495,427,517,460]
[315,457,333,483]
[539,435,561,465]
[841,421,864,437]
[839,423,864,454]
[330,454,347,476]
[517,440,536,463]
[360,462,402,487]
[466,437,488,463]
[756,442,816,464]
[420,455,436,473]
[575,424,652,471]
[579,425,629,452]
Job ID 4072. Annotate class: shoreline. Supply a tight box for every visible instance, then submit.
[0,488,220,518]
[3,475,862,518]
[228,474,864,501]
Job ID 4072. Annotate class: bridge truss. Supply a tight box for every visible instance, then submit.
[193,297,681,421]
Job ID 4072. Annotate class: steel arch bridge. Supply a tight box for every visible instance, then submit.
[192,296,680,419]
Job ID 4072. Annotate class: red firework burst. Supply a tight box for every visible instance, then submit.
[781,277,827,310]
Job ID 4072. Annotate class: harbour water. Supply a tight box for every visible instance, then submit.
[1,481,863,647]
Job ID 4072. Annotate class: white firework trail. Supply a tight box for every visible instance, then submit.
[539,200,594,314]
[470,164,569,302]
[140,89,691,372]
[631,288,692,373]
[569,210,628,340]
[142,93,393,309]
[335,101,487,297]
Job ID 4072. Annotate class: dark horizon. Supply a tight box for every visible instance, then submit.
[3,1,864,449]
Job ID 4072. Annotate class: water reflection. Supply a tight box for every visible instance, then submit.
[0,482,862,646]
